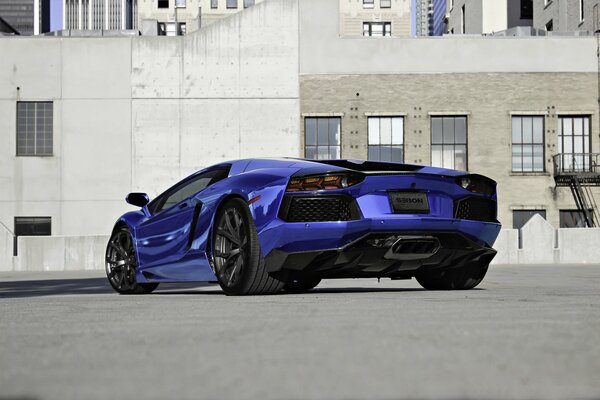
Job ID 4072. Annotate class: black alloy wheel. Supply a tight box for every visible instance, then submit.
[105,227,159,294]
[212,198,284,295]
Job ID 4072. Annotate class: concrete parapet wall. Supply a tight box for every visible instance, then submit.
[11,235,109,272]
[0,216,599,271]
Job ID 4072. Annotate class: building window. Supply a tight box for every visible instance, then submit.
[16,101,53,156]
[363,21,391,36]
[368,117,404,162]
[363,0,374,9]
[431,116,467,170]
[211,0,218,8]
[460,4,465,33]
[512,116,544,172]
[15,217,52,236]
[513,210,546,230]
[560,210,593,228]
[545,19,553,31]
[380,0,391,8]
[557,116,591,172]
[175,0,185,8]
[244,0,254,7]
[304,117,341,160]
[520,0,533,19]
[158,0,168,8]
[226,0,237,8]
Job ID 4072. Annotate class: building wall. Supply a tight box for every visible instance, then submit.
[446,0,484,34]
[534,0,599,32]
[137,0,198,33]
[300,72,600,228]
[447,0,532,35]
[0,0,300,237]
[197,0,265,27]
[506,0,532,29]
[0,0,35,35]
[339,0,412,37]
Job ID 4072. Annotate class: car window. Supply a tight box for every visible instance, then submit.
[148,168,229,215]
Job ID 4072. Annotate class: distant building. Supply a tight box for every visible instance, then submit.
[63,0,137,31]
[414,0,446,36]
[534,0,599,33]
[0,0,54,35]
[446,0,533,34]
[339,0,412,37]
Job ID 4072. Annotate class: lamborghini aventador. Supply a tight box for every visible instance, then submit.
[105,158,501,295]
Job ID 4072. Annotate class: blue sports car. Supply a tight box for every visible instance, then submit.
[105,158,501,295]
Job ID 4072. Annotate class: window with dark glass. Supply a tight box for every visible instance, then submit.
[363,21,391,36]
[158,0,169,8]
[431,116,467,170]
[512,116,544,172]
[520,0,533,19]
[560,210,593,228]
[304,117,341,160]
[14,217,51,236]
[513,210,546,230]
[16,102,53,156]
[226,0,237,8]
[148,169,229,214]
[367,117,404,162]
[546,19,553,31]
[557,116,591,171]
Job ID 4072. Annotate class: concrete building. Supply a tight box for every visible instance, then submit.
[446,0,533,34]
[534,0,599,33]
[1,0,599,269]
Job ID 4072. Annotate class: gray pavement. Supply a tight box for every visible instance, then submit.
[0,265,599,400]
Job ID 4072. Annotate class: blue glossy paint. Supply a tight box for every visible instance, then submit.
[109,158,501,283]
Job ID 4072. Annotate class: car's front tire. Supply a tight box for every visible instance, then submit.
[105,227,159,294]
[212,198,285,295]
[416,263,489,290]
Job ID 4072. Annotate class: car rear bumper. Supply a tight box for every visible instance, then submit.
[258,217,499,279]
[263,228,497,279]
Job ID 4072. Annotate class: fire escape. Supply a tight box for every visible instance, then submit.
[553,153,600,227]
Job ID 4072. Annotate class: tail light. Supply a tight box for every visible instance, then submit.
[286,173,364,192]
[456,175,495,196]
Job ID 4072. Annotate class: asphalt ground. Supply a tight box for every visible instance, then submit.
[0,265,599,400]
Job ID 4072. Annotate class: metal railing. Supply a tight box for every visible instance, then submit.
[553,153,600,175]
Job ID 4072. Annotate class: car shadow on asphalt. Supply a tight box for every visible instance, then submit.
[0,278,219,299]
[0,278,483,298]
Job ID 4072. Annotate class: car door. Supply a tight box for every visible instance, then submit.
[135,168,228,274]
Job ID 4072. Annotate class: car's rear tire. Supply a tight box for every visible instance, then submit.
[283,277,322,293]
[212,198,285,295]
[416,263,489,290]
[105,227,159,294]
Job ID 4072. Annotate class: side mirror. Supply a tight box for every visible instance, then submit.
[126,192,150,208]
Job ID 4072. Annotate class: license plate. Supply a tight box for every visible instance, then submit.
[389,191,429,214]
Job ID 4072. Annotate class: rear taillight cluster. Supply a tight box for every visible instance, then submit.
[286,173,364,192]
